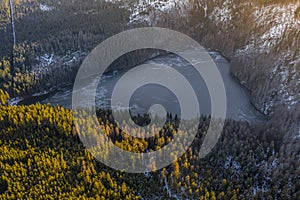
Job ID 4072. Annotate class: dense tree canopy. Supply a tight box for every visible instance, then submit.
[0,104,299,199]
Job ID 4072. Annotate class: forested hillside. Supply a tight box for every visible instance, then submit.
[0,0,299,199]
[0,0,130,97]
[0,92,299,199]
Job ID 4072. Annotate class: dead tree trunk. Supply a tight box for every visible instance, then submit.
[9,0,16,46]
[9,0,16,94]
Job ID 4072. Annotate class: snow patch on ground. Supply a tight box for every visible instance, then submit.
[224,155,241,174]
[38,53,55,67]
[32,91,49,97]
[36,51,86,69]
[105,0,189,24]
[8,97,24,106]
[164,176,180,200]
[256,4,300,49]
[210,0,233,24]
[295,127,300,139]
[40,4,54,11]
[253,183,268,196]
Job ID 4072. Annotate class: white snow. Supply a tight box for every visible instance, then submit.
[256,4,300,51]
[272,59,300,110]
[164,176,180,200]
[224,155,241,174]
[210,0,233,24]
[40,4,54,12]
[36,51,86,69]
[237,3,300,51]
[105,0,189,24]
[32,91,49,97]
[295,127,300,139]
[236,3,300,114]
[256,4,299,49]
[8,97,24,106]
[39,53,54,67]
[253,183,268,195]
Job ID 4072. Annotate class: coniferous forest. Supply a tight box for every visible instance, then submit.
[0,98,299,199]
[0,0,299,199]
